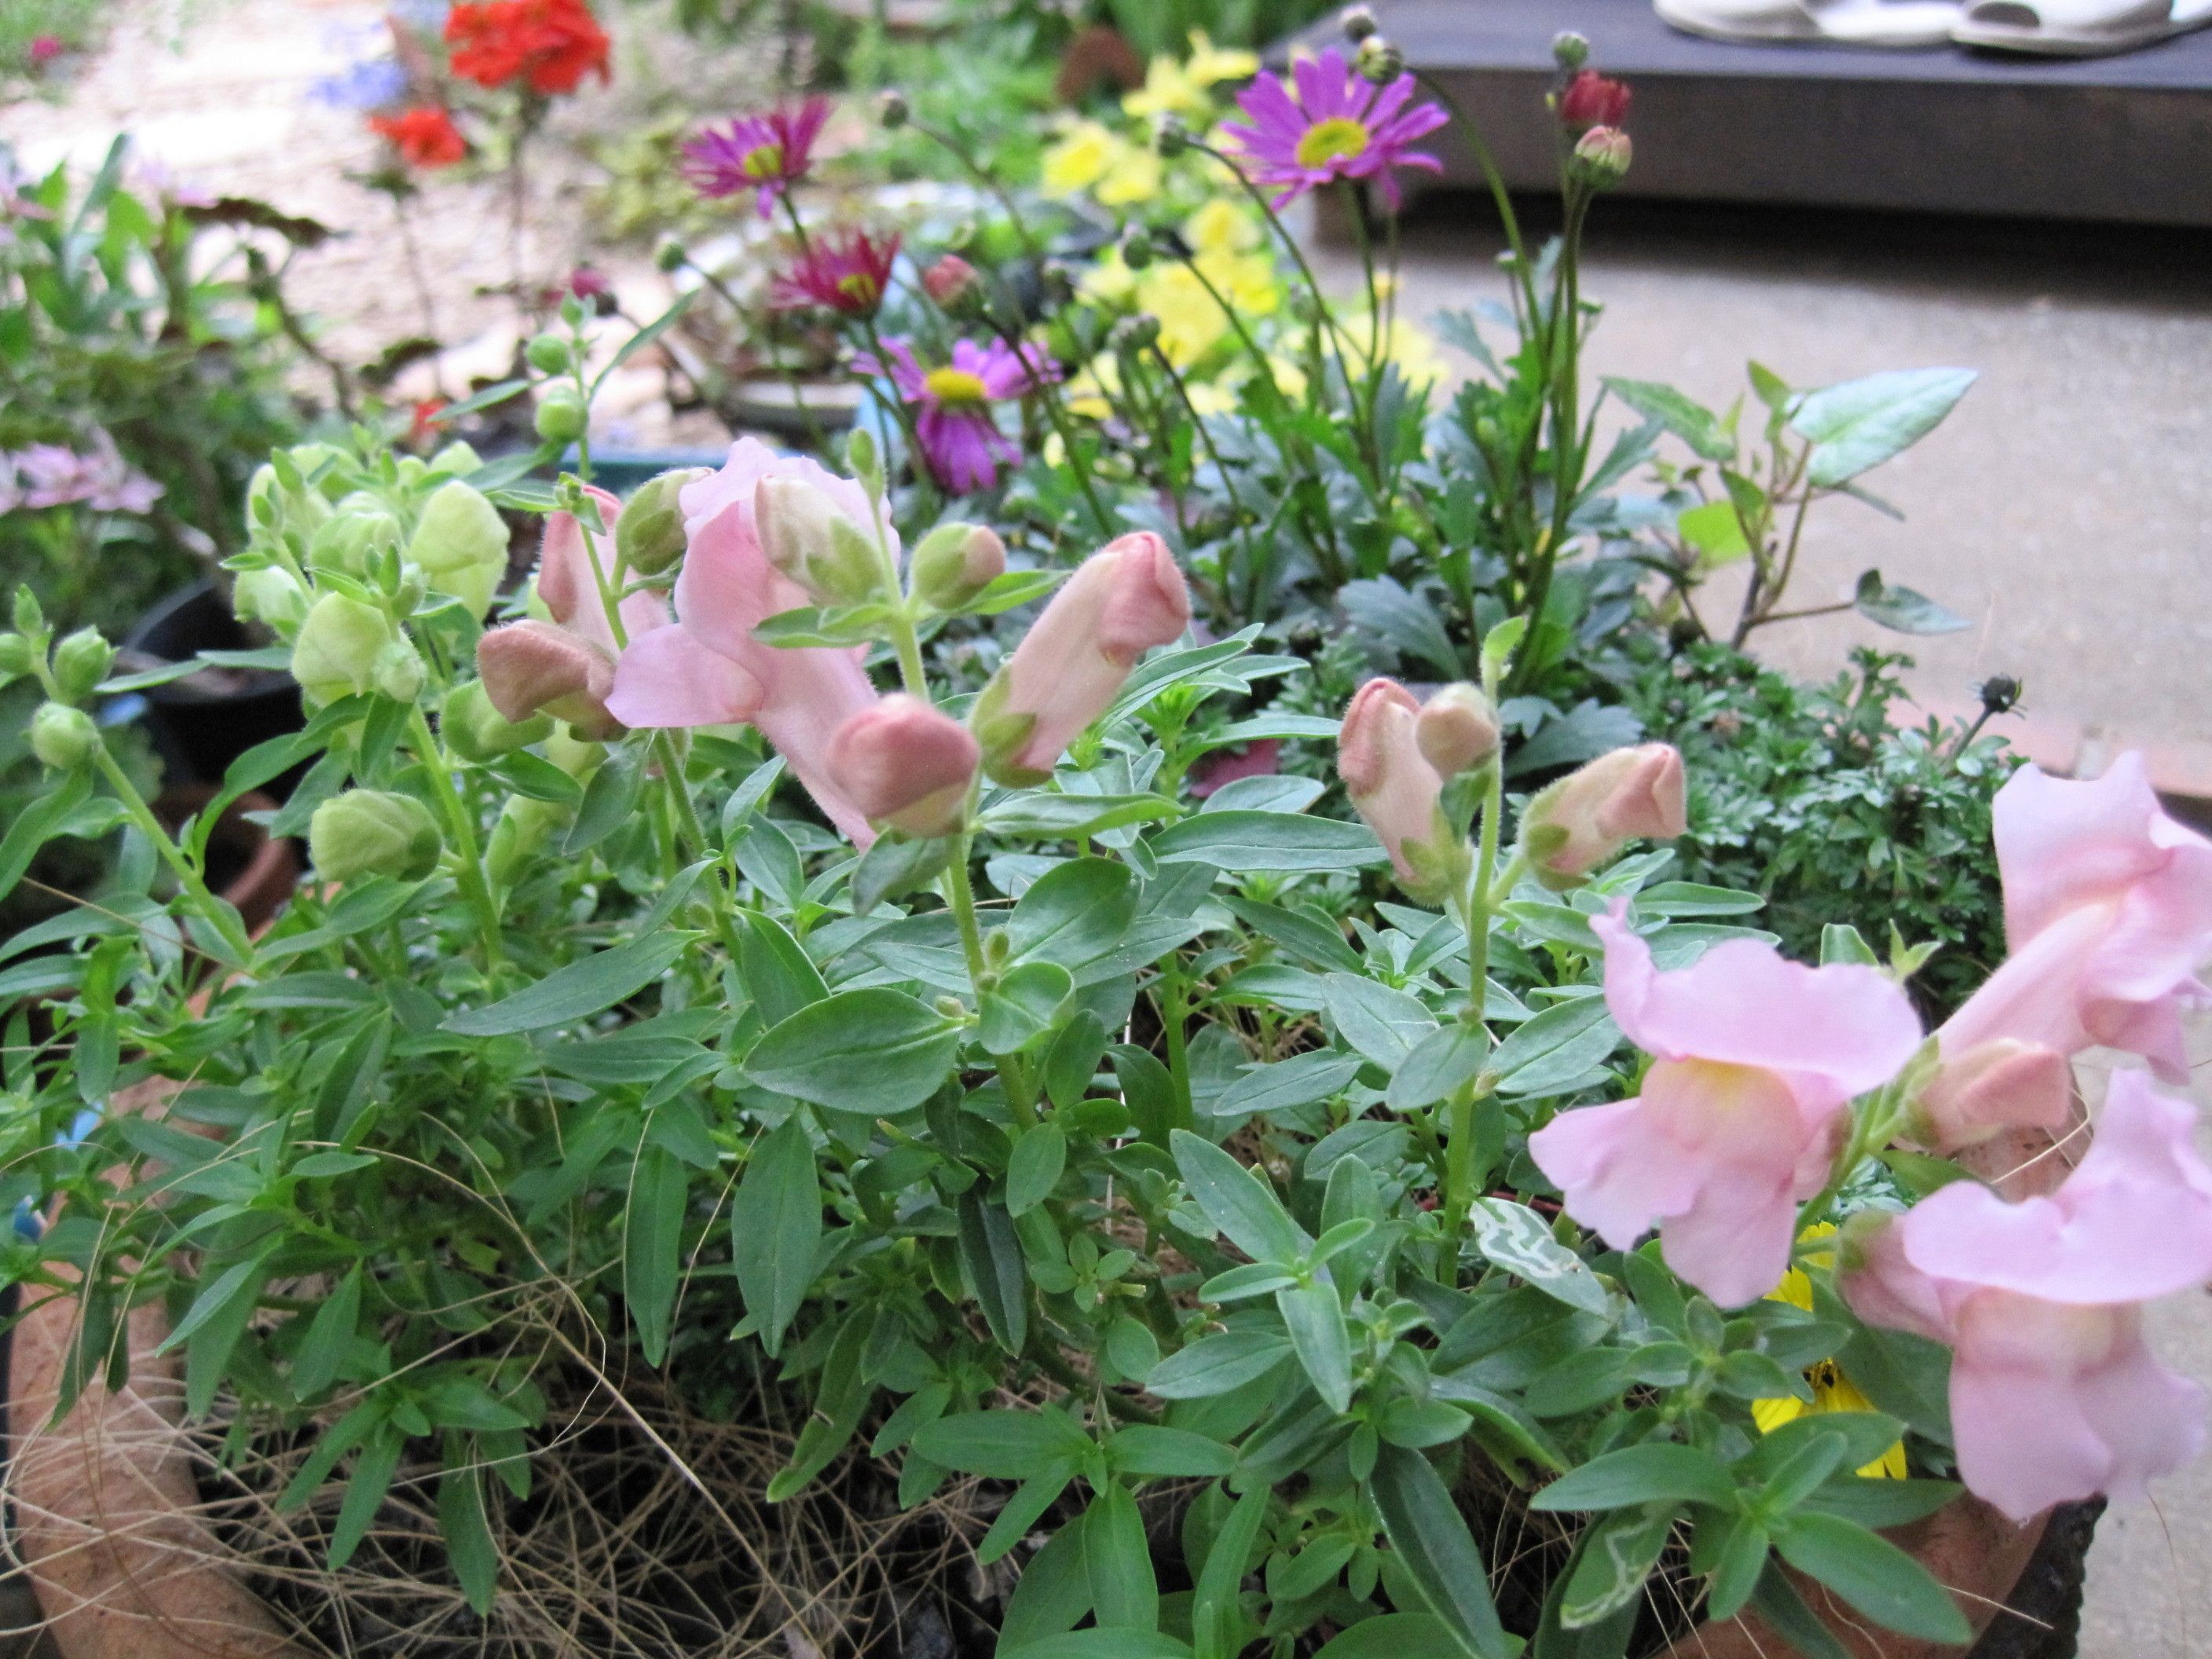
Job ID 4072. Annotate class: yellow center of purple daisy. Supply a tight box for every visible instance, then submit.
[741,142,786,181]
[1294,116,1371,170]
[836,273,881,307]
[924,367,989,408]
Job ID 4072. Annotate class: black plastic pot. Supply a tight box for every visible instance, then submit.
[121,580,303,790]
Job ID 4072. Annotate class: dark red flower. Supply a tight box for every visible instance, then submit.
[370,105,468,169]
[680,98,830,218]
[1557,69,1630,134]
[567,265,613,301]
[445,0,611,97]
[772,229,900,317]
[408,398,449,448]
[27,35,65,65]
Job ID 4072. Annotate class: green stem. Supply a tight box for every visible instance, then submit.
[90,745,255,964]
[407,706,505,971]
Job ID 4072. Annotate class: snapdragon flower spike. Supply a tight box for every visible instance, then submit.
[1339,679,1453,899]
[1519,742,1686,889]
[826,695,980,839]
[478,485,659,739]
[1844,1070,2212,1522]
[1529,904,1923,1307]
[859,336,1057,495]
[604,439,892,845]
[1938,753,2212,1085]
[681,98,830,218]
[1220,45,1448,212]
[973,532,1190,788]
[771,228,899,318]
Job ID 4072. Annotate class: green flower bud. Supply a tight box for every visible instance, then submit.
[1553,29,1590,69]
[31,702,98,771]
[309,789,443,884]
[910,522,1006,612]
[1153,114,1190,158]
[427,441,483,480]
[247,457,331,537]
[755,475,884,606]
[1570,126,1632,189]
[878,90,910,129]
[0,632,33,683]
[1119,225,1156,271]
[406,480,511,620]
[372,635,427,704]
[544,723,606,780]
[291,591,400,705]
[309,507,402,577]
[441,677,552,761]
[533,385,588,445]
[232,567,310,635]
[14,585,49,639]
[486,794,565,890]
[526,332,573,374]
[50,628,115,701]
[614,468,702,577]
[654,238,687,273]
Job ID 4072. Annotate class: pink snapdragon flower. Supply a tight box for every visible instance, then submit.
[1520,742,1686,889]
[1220,46,1448,212]
[825,694,980,839]
[860,336,1056,495]
[1938,754,2212,1086]
[605,438,889,845]
[1339,678,1451,896]
[1529,906,1924,1307]
[478,485,659,738]
[972,532,1190,787]
[1844,1070,2212,1522]
[680,98,830,218]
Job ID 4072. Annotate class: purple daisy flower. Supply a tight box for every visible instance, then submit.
[859,337,1057,495]
[771,228,900,317]
[1220,46,1448,212]
[680,97,831,218]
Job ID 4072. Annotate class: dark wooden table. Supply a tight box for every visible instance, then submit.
[1283,0,2212,226]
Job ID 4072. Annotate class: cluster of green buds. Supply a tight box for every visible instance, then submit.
[2,588,112,772]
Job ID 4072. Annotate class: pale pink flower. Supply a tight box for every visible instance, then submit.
[605,439,891,845]
[1939,754,2212,1085]
[1908,1037,2073,1153]
[1519,742,1686,888]
[1844,1070,2212,1522]
[1529,906,1923,1307]
[15,444,93,508]
[75,430,163,513]
[824,694,980,838]
[1338,678,1448,894]
[972,531,1189,787]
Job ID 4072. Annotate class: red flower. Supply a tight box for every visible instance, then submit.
[370,105,468,169]
[771,229,899,317]
[408,398,449,448]
[445,0,611,97]
[27,35,66,65]
[1557,69,1630,134]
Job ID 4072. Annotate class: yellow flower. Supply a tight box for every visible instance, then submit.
[1133,262,1230,367]
[1182,196,1262,258]
[1096,145,1163,207]
[1752,1224,1907,1480]
[1377,316,1446,390]
[1185,379,1236,417]
[1064,353,1122,422]
[1042,121,1115,196]
[1124,32,1257,122]
[1185,31,1258,88]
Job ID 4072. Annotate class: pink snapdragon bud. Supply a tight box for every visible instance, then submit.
[478,620,621,739]
[1936,753,2212,1085]
[1842,1070,2212,1522]
[1414,682,1500,776]
[921,254,980,309]
[1530,904,1922,1307]
[1519,742,1686,888]
[972,532,1189,787]
[1339,678,1454,898]
[1908,1038,2074,1153]
[910,522,1006,612]
[826,694,980,838]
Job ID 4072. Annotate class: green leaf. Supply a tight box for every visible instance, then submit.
[999,1518,1094,1650]
[1170,1130,1312,1263]
[1559,1503,1673,1630]
[1368,1442,1509,1659]
[1002,1634,1192,1659]
[1007,1123,1068,1218]
[155,1251,269,1357]
[731,1118,820,1359]
[328,1423,405,1569]
[1324,975,1436,1070]
[913,1408,1092,1479]
[1529,1442,1736,1512]
[1489,998,1619,1097]
[1747,1564,1850,1659]
[1467,1199,1613,1317]
[624,1146,688,1367]
[1790,367,1976,488]
[1009,858,1137,968]
[980,1470,1079,1566]
[738,911,827,1028]
[1386,1023,1490,1113]
[438,1459,500,1615]
[1146,1331,1293,1400]
[979,961,1075,1053]
[444,932,690,1035]
[1085,1483,1159,1631]
[291,1264,362,1400]
[0,770,91,906]
[1277,1280,1353,1414]
[958,1189,1029,1353]
[851,833,952,914]
[983,792,1179,839]
[1340,576,1463,679]
[1804,1478,1962,1531]
[1208,1049,1364,1127]
[1152,811,1385,873]
[1852,569,1968,635]
[1602,377,1734,461]
[1774,1511,1970,1644]
[1313,1614,1459,1659]
[745,988,961,1115]
[1705,1512,1769,1623]
[1108,1426,1236,1479]
[1192,1487,1268,1659]
[1675,500,1750,566]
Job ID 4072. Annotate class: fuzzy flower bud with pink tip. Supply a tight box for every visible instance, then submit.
[1520,742,1686,889]
[1908,1038,2075,1154]
[1339,678,1457,899]
[921,254,980,310]
[826,694,980,838]
[478,621,621,739]
[972,532,1190,787]
[1414,682,1500,777]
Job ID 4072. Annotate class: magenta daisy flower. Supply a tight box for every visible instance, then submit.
[1220,47,1448,212]
[859,337,1057,495]
[680,97,831,218]
[772,229,900,317]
